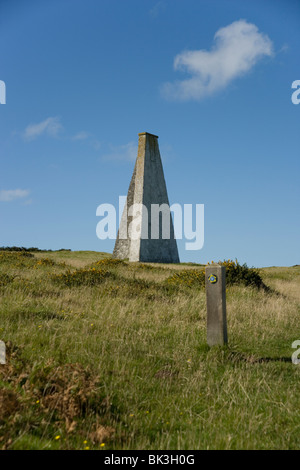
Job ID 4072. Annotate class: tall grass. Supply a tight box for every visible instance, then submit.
[0,251,299,450]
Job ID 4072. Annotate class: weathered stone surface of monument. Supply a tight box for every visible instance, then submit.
[205,265,228,346]
[113,132,180,263]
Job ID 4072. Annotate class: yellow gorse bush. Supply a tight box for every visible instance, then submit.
[35,258,56,267]
[206,259,238,268]
[167,269,205,288]
[34,258,66,268]
[206,259,265,289]
[0,251,36,269]
[166,259,265,290]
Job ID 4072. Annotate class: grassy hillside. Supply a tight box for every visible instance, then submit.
[0,251,299,450]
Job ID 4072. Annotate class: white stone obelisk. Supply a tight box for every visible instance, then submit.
[113,132,179,263]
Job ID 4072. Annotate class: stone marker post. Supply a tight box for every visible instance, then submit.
[205,265,228,346]
[0,340,6,364]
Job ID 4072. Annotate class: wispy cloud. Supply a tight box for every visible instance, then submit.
[149,1,166,18]
[91,139,102,150]
[162,19,273,101]
[278,43,289,54]
[0,189,30,202]
[71,131,90,141]
[22,198,33,206]
[102,142,137,162]
[23,117,63,140]
[70,131,101,150]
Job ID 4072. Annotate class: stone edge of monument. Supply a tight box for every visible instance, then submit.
[138,132,159,138]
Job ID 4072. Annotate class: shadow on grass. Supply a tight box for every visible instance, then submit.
[12,309,66,321]
[197,345,292,364]
[227,350,292,364]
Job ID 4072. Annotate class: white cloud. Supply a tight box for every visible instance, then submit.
[102,142,138,162]
[0,189,30,202]
[162,19,273,101]
[23,117,63,140]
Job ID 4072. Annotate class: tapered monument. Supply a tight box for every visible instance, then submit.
[113,132,179,263]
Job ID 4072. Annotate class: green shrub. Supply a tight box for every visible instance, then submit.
[0,252,36,269]
[166,260,266,290]
[103,276,176,300]
[0,246,70,253]
[209,259,266,289]
[51,268,113,287]
[35,258,56,267]
[34,258,66,268]
[0,273,15,286]
[167,269,205,288]
[0,252,34,261]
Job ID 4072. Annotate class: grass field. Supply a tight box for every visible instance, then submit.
[0,250,299,450]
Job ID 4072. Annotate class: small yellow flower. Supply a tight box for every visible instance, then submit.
[100,443,105,447]
[129,413,134,417]
[83,440,88,444]
[55,435,61,440]
[84,446,90,450]
[36,400,40,404]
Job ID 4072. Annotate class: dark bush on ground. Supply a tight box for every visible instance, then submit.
[210,260,267,290]
[166,260,267,290]
[0,247,71,253]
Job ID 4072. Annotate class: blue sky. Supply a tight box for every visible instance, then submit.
[0,0,299,267]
